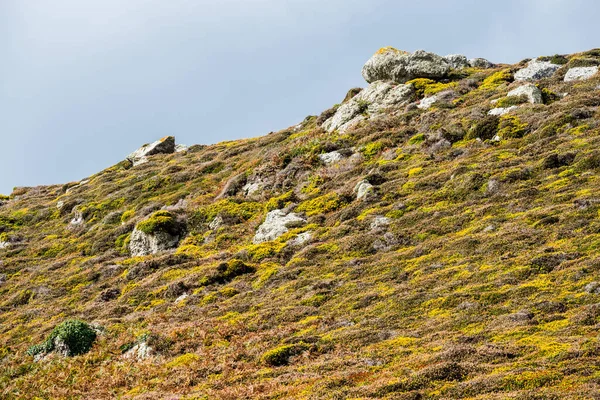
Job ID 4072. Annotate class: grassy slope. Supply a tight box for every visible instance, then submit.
[1,50,600,399]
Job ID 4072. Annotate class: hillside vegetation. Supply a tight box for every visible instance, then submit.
[2,48,600,399]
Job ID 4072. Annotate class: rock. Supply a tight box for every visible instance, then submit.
[319,151,344,164]
[370,216,391,231]
[468,58,495,69]
[514,59,560,81]
[288,231,313,247]
[209,215,225,230]
[0,242,10,249]
[127,136,176,166]
[175,293,189,303]
[99,288,120,302]
[175,144,188,152]
[253,210,306,244]
[129,228,180,257]
[564,66,599,82]
[584,281,600,294]
[507,83,543,104]
[362,48,451,83]
[444,54,470,69]
[69,207,85,227]
[488,106,518,116]
[486,179,500,194]
[354,180,374,201]
[418,95,438,110]
[322,80,414,132]
[242,181,264,197]
[123,341,153,361]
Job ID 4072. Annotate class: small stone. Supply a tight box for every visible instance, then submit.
[319,151,344,164]
[175,293,189,303]
[370,216,391,231]
[584,281,600,294]
[129,228,180,257]
[468,58,494,69]
[288,231,312,247]
[564,66,599,82]
[354,180,374,201]
[488,106,518,116]
[444,54,470,69]
[417,95,438,110]
[253,210,306,244]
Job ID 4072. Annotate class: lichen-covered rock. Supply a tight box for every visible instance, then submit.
[319,151,344,164]
[584,281,600,294]
[564,66,599,82]
[129,211,182,256]
[370,216,391,231]
[469,58,495,69]
[507,83,543,104]
[322,80,414,132]
[287,231,312,247]
[354,180,374,201]
[514,59,560,81]
[417,95,438,110]
[123,342,153,361]
[127,136,176,166]
[488,106,518,116]
[444,54,469,69]
[362,48,451,83]
[253,210,306,244]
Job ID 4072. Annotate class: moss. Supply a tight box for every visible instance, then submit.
[193,199,262,227]
[246,241,286,262]
[166,353,199,368]
[261,342,310,366]
[296,193,343,216]
[495,94,528,108]
[27,320,96,357]
[136,211,179,236]
[120,210,135,223]
[408,133,426,145]
[407,78,457,97]
[497,115,528,139]
[362,141,386,160]
[567,57,600,68]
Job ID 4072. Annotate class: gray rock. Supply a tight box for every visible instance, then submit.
[514,59,560,81]
[123,342,153,361]
[354,180,374,201]
[584,281,600,294]
[370,216,391,231]
[319,151,344,164]
[322,80,414,132]
[444,54,470,69]
[69,207,85,227]
[507,83,543,104]
[486,179,500,194]
[468,58,495,69]
[362,49,451,83]
[564,66,599,82]
[488,106,518,116]
[208,215,225,230]
[253,210,306,244]
[417,95,438,110]
[242,181,263,197]
[0,242,9,249]
[129,227,180,257]
[174,293,189,303]
[127,136,176,166]
[287,231,313,247]
[175,144,188,153]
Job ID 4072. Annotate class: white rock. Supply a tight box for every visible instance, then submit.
[123,342,153,361]
[175,144,188,153]
[129,228,180,257]
[208,215,224,230]
[0,242,10,249]
[444,54,469,69]
[370,216,391,231]
[288,231,313,247]
[69,207,85,227]
[417,95,437,110]
[488,106,518,116]
[242,181,263,197]
[469,58,494,69]
[175,293,189,303]
[253,210,306,244]
[354,180,374,201]
[319,151,344,164]
[507,83,543,104]
[564,66,599,82]
[362,49,451,83]
[127,136,176,166]
[322,81,414,132]
[515,59,560,81]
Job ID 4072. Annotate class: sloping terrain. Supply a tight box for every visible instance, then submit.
[2,48,600,399]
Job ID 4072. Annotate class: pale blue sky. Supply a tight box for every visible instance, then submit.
[1,0,598,193]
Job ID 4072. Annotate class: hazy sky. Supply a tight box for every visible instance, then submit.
[1,0,598,193]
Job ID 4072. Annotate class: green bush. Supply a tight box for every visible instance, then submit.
[27,320,97,357]
[261,342,309,366]
[136,211,179,235]
[200,259,255,286]
[466,116,499,140]
[495,94,528,108]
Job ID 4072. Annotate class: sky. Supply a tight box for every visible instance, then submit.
[1,0,599,194]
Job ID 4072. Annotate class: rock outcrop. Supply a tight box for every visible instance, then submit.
[444,54,470,69]
[564,66,599,82]
[507,83,543,104]
[514,59,560,81]
[127,136,176,166]
[129,228,180,256]
[322,80,414,132]
[362,48,451,83]
[253,210,306,244]
[469,58,495,69]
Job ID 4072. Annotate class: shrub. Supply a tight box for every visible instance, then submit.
[136,211,179,236]
[466,115,499,140]
[497,115,528,139]
[265,191,296,212]
[479,69,513,90]
[296,193,343,216]
[538,54,568,65]
[27,320,97,357]
[261,342,309,366]
[495,94,528,108]
[362,141,386,159]
[200,259,255,286]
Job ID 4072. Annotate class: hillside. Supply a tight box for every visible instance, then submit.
[1,47,600,399]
